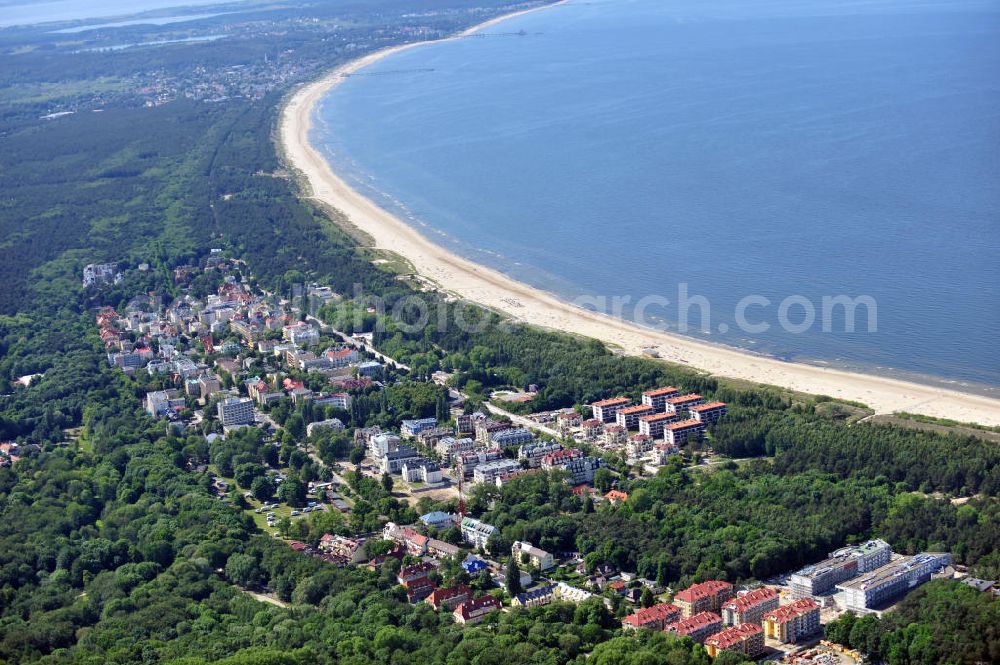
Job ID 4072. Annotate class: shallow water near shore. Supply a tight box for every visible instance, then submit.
[313,0,1000,394]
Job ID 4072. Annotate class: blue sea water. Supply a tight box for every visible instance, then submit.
[313,0,1000,393]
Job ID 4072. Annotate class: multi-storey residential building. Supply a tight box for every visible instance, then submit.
[518,441,563,468]
[674,581,734,617]
[314,392,351,410]
[400,458,443,484]
[426,584,472,611]
[558,456,606,485]
[196,375,221,399]
[436,436,477,464]
[689,401,728,424]
[664,393,705,414]
[664,419,706,446]
[789,539,892,597]
[590,397,632,423]
[323,346,359,367]
[472,459,522,485]
[621,603,682,631]
[401,417,438,438]
[459,448,504,477]
[581,418,604,440]
[512,541,555,571]
[474,420,510,444]
[318,534,367,563]
[641,386,681,411]
[356,360,384,378]
[540,448,584,470]
[282,321,320,346]
[602,424,628,446]
[217,397,254,427]
[512,584,556,608]
[453,595,501,625]
[665,612,723,644]
[556,412,582,433]
[417,426,455,448]
[638,412,680,438]
[721,587,779,626]
[460,517,498,550]
[705,623,765,658]
[380,445,419,474]
[491,427,535,448]
[615,404,655,430]
[306,418,345,437]
[762,598,821,643]
[627,434,655,460]
[146,390,186,418]
[838,552,951,611]
[369,433,401,458]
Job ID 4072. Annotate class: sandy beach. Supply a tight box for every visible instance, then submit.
[278,2,1000,426]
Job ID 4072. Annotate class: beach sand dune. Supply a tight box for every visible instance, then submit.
[278,2,1000,427]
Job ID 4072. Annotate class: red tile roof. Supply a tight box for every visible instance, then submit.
[674,580,732,603]
[666,394,703,404]
[665,419,705,431]
[723,587,778,612]
[691,401,727,412]
[643,386,680,397]
[763,598,819,623]
[622,602,681,628]
[591,397,631,408]
[706,623,763,649]
[666,611,722,635]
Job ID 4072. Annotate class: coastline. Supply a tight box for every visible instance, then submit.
[278,1,1000,426]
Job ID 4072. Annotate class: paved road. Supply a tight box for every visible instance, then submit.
[306,315,411,371]
[484,401,560,438]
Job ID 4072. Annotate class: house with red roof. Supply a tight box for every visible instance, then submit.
[453,595,501,625]
[425,584,472,611]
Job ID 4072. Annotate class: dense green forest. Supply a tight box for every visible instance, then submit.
[1,0,999,663]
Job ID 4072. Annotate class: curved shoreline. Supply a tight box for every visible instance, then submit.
[278,2,1000,426]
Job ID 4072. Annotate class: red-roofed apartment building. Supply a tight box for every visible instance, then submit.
[721,587,779,626]
[705,623,765,658]
[453,595,501,625]
[621,602,682,631]
[762,598,821,644]
[590,397,631,423]
[674,580,733,617]
[689,401,727,424]
[425,584,472,611]
[641,386,680,411]
[665,611,723,644]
